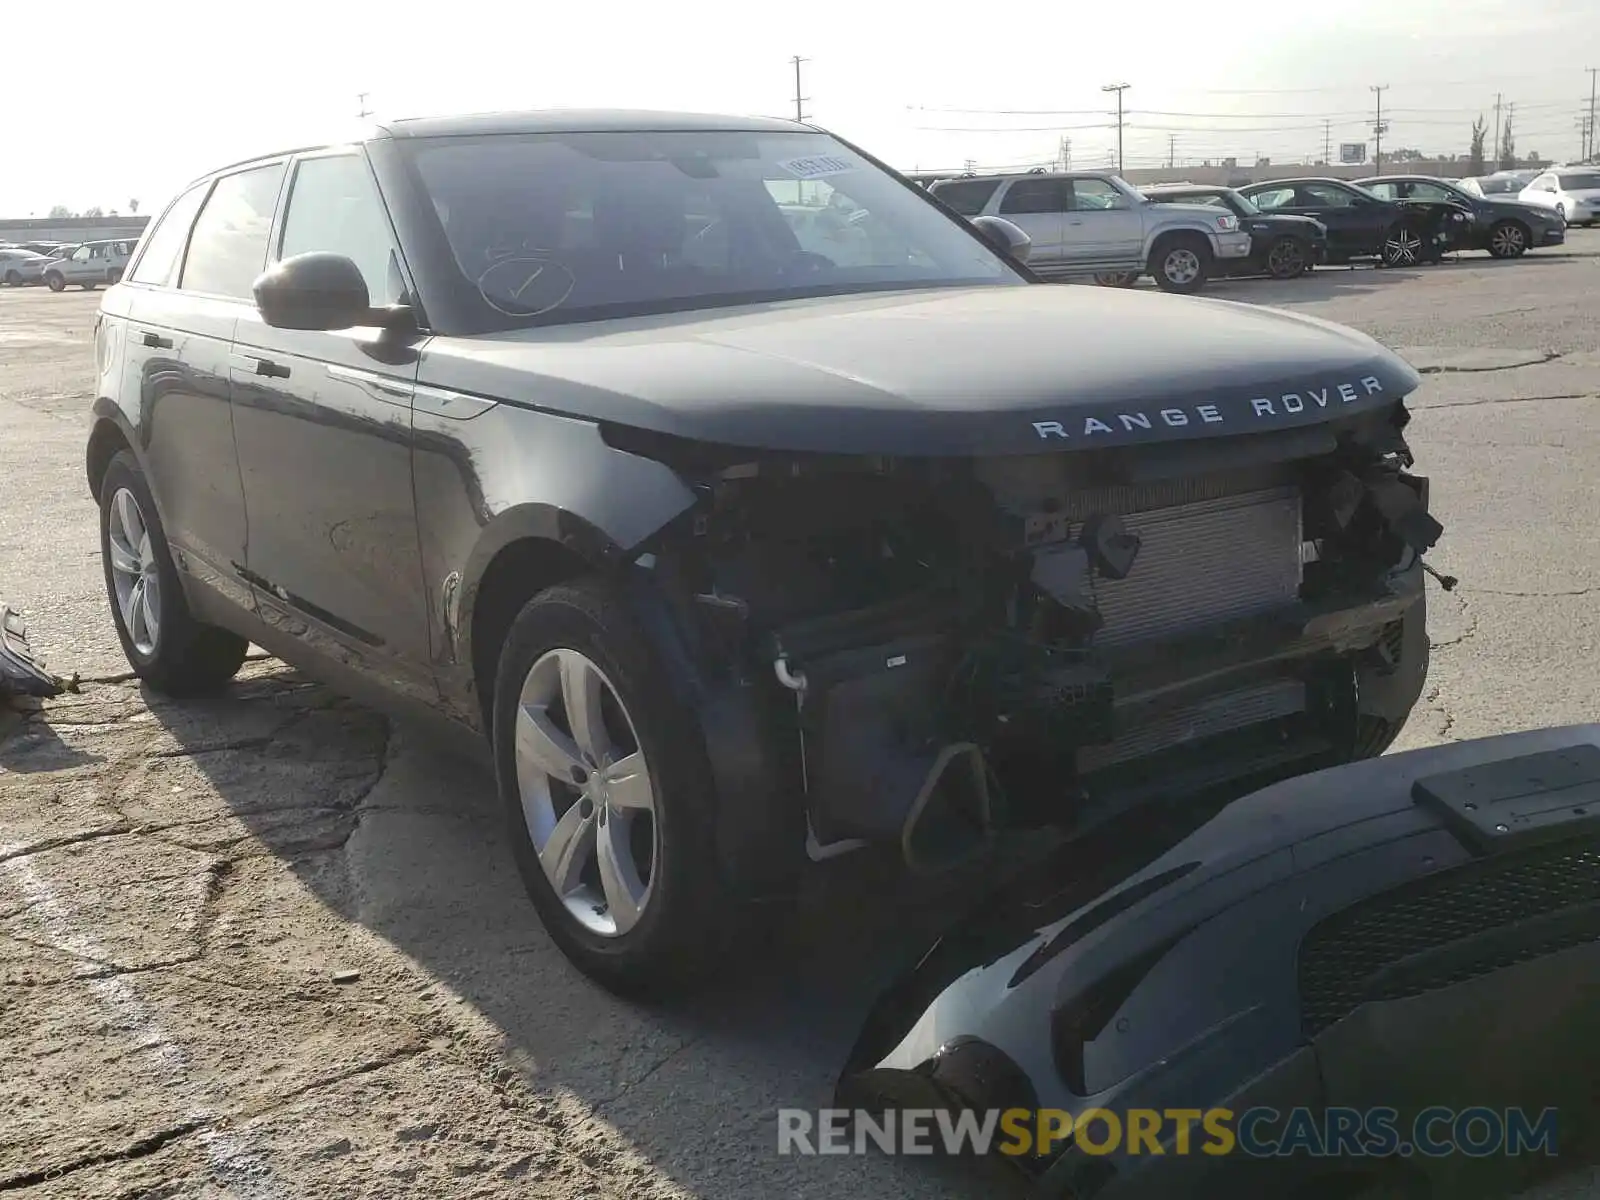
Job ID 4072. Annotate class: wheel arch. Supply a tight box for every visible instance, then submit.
[86,398,140,501]
[458,503,633,726]
[1147,226,1213,263]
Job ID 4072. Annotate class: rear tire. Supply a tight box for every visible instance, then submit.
[491,578,732,996]
[2,270,19,286]
[98,451,248,696]
[1093,271,1139,287]
[1149,234,1212,294]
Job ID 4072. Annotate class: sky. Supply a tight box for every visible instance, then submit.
[3,0,1596,216]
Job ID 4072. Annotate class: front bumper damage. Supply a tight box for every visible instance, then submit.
[613,399,1445,889]
[0,604,73,702]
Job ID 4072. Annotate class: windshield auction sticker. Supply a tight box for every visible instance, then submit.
[780,155,856,179]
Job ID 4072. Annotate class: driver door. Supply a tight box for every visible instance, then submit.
[1065,176,1144,265]
[227,149,438,706]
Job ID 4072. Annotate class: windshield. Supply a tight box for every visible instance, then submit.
[1558,172,1600,190]
[400,129,1022,328]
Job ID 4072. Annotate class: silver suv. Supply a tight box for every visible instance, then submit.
[41,239,135,291]
[929,171,1252,293]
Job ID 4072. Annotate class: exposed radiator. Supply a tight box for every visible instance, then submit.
[1092,485,1304,648]
[1079,677,1308,773]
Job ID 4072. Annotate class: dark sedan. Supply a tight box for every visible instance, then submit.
[1142,183,1326,278]
[1356,174,1565,258]
[1237,176,1469,267]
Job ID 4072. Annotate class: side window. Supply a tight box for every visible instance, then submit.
[179,162,286,299]
[1249,188,1295,210]
[1302,184,1358,207]
[1364,182,1398,199]
[277,154,404,305]
[1068,179,1130,211]
[931,179,1001,216]
[999,179,1069,215]
[71,246,91,262]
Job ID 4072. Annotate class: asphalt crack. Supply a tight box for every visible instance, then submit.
[1415,350,1564,374]
[0,1121,207,1191]
[1414,392,1594,412]
[0,825,135,866]
[589,1036,701,1117]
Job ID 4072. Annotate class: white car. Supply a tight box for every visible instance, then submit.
[1517,168,1600,227]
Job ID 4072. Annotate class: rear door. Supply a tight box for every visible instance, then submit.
[1297,183,1389,255]
[111,166,283,623]
[1065,176,1143,266]
[228,149,436,706]
[996,178,1070,270]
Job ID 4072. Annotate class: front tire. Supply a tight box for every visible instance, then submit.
[1149,235,1212,294]
[1094,271,1139,287]
[492,578,729,996]
[1487,220,1528,258]
[1264,236,1310,279]
[1380,222,1424,267]
[45,272,65,292]
[98,451,248,695]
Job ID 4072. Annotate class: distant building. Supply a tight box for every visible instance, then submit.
[0,214,150,245]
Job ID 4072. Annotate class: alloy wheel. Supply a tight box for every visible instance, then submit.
[1267,239,1305,278]
[514,647,658,938]
[1162,248,1201,286]
[1383,228,1422,266]
[1490,224,1526,256]
[106,487,161,656]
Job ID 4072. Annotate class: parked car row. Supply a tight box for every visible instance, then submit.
[924,167,1579,294]
[0,239,136,290]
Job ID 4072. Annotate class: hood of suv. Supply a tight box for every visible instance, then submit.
[423,285,1419,457]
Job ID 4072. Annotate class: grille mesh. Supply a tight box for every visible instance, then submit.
[1297,840,1600,1036]
[1078,678,1306,772]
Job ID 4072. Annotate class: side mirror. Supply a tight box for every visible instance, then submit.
[253,251,379,331]
[969,215,1032,264]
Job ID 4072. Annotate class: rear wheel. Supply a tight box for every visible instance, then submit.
[1149,235,1212,294]
[1380,223,1424,267]
[2,270,19,286]
[1487,220,1528,258]
[1265,236,1310,279]
[492,578,731,996]
[1093,271,1139,287]
[98,451,248,695]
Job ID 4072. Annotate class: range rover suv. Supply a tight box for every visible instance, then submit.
[89,110,1438,993]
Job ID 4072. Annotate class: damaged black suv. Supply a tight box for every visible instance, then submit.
[88,110,1440,992]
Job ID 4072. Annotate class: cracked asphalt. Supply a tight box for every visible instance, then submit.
[2,238,1598,1200]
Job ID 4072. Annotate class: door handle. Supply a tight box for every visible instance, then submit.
[141,331,172,349]
[254,358,291,379]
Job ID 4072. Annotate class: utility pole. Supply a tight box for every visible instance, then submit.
[1323,119,1332,165]
[1059,136,1072,171]
[357,92,372,119]
[1167,133,1176,168]
[1493,93,1503,168]
[1587,68,1598,161]
[1370,85,1389,174]
[1102,83,1130,174]
[790,56,809,123]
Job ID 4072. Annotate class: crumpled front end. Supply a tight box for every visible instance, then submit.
[617,384,1441,886]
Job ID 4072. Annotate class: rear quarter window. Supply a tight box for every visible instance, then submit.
[129,183,209,287]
